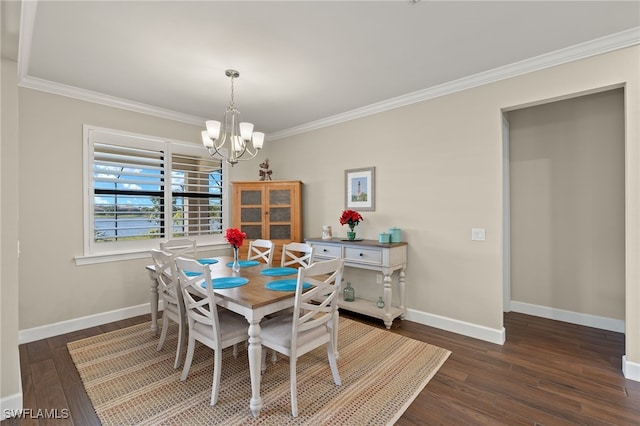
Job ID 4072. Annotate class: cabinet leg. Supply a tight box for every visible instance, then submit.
[383,274,393,328]
[399,268,406,320]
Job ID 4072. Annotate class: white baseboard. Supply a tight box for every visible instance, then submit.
[0,391,23,421]
[0,350,23,421]
[623,355,640,382]
[404,308,506,345]
[18,301,163,344]
[509,301,625,333]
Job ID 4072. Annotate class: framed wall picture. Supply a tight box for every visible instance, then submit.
[345,166,375,211]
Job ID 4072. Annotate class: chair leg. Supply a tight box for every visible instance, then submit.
[180,337,196,381]
[232,343,239,358]
[174,320,185,369]
[327,341,341,386]
[331,311,340,359]
[156,314,169,351]
[271,349,278,364]
[261,346,267,373]
[290,357,298,417]
[210,349,222,405]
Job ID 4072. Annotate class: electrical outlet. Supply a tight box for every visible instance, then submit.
[471,228,486,241]
[376,274,383,284]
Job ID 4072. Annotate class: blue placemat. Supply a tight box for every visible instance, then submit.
[260,267,298,277]
[197,258,219,265]
[265,279,311,292]
[200,276,249,289]
[184,271,203,277]
[225,260,260,268]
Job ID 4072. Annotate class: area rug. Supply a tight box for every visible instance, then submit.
[67,317,450,425]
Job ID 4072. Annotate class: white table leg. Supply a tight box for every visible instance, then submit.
[147,269,159,335]
[247,319,263,417]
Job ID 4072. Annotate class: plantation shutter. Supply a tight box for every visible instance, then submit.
[170,153,224,237]
[92,143,165,242]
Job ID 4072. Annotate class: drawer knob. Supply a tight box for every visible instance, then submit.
[359,253,364,256]
[323,249,328,252]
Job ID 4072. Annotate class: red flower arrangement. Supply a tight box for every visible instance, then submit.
[225,228,246,248]
[339,209,364,231]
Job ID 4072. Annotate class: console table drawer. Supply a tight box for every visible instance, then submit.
[344,247,382,265]
[313,244,342,259]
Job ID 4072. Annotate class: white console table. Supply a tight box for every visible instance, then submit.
[305,237,408,329]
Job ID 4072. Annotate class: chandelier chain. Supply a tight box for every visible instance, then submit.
[229,75,235,108]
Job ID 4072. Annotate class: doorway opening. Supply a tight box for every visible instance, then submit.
[503,88,625,334]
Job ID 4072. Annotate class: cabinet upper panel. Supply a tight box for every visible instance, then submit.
[241,190,262,205]
[269,189,291,205]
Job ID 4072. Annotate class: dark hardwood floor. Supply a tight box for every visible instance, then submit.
[3,311,639,425]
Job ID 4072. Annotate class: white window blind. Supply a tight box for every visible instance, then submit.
[84,126,225,256]
[170,153,223,238]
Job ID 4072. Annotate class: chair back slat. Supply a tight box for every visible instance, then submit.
[292,258,344,337]
[248,239,274,265]
[281,242,315,268]
[161,239,197,258]
[175,257,222,341]
[151,249,183,310]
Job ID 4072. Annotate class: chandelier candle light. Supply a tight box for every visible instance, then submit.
[201,69,265,166]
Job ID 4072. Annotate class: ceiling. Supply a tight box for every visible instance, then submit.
[8,1,640,139]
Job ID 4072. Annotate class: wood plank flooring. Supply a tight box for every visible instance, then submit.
[2,311,638,425]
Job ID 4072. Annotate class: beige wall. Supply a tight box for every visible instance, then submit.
[509,89,625,320]
[234,46,640,366]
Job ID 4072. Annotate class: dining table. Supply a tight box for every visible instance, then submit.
[146,255,305,418]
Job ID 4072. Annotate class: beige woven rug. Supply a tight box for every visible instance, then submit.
[68,317,450,425]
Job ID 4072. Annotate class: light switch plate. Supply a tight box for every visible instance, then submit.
[471,228,486,241]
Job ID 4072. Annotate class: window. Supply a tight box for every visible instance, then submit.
[83,126,226,257]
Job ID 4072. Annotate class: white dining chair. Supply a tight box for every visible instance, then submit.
[175,256,249,406]
[280,242,315,268]
[260,258,344,417]
[160,238,197,258]
[150,249,186,369]
[248,239,274,265]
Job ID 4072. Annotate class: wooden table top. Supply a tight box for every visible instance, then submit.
[187,256,300,310]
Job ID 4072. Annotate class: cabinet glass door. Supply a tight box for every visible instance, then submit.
[240,189,262,239]
[268,188,292,240]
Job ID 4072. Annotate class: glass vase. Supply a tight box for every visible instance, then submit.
[347,226,356,240]
[376,296,385,309]
[343,282,355,302]
[232,246,240,272]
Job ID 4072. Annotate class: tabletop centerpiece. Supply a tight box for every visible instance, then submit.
[225,228,246,272]
[339,209,364,240]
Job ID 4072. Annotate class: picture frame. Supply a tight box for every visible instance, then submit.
[345,166,375,211]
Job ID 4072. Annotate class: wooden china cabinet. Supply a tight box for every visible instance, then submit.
[231,180,302,264]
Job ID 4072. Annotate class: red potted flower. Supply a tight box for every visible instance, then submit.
[225,228,246,271]
[339,210,364,240]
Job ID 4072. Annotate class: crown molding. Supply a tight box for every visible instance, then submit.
[268,26,640,141]
[18,75,207,126]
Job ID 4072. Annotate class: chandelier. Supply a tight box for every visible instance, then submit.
[201,69,264,166]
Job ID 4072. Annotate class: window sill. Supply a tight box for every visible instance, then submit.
[74,242,229,266]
